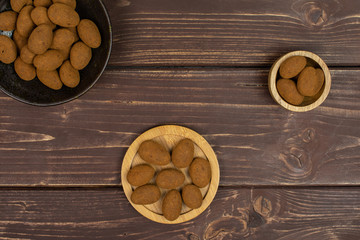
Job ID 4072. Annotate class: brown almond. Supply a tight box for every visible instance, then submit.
[36,69,63,90]
[34,49,64,71]
[28,24,54,55]
[0,35,17,64]
[189,158,211,188]
[51,28,75,50]
[182,184,203,209]
[156,168,185,189]
[162,190,182,221]
[127,164,155,187]
[279,56,307,79]
[48,3,80,27]
[69,41,92,70]
[13,30,27,51]
[277,78,304,106]
[138,140,170,166]
[31,6,56,29]
[171,138,194,168]
[16,5,34,38]
[20,45,36,64]
[77,19,102,48]
[10,0,28,12]
[0,11,18,31]
[14,57,36,81]
[59,60,80,88]
[131,185,161,205]
[297,66,324,97]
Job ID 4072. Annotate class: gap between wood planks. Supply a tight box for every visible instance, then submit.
[0,185,359,191]
[104,65,360,70]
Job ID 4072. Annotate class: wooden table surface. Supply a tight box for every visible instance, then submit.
[1,0,360,239]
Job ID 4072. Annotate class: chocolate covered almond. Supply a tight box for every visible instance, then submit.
[138,140,170,166]
[189,158,211,188]
[156,168,185,189]
[279,56,307,79]
[182,184,203,209]
[162,190,182,221]
[297,67,324,97]
[277,78,304,106]
[131,185,161,205]
[127,164,155,187]
[172,138,194,168]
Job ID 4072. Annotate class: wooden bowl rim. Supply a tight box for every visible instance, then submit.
[268,50,331,112]
[121,125,220,224]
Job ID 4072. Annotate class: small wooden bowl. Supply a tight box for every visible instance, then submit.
[268,51,331,112]
[121,125,220,224]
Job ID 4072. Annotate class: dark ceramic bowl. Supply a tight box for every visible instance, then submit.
[0,0,112,106]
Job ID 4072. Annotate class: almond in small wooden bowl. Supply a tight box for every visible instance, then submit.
[268,51,331,112]
[121,125,220,224]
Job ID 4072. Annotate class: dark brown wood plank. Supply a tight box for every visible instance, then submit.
[0,187,359,239]
[0,68,359,186]
[103,0,360,66]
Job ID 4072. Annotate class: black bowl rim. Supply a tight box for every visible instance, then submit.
[0,0,113,107]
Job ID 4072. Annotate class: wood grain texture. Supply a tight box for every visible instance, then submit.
[0,69,359,186]
[1,0,359,238]
[0,187,359,239]
[104,0,360,66]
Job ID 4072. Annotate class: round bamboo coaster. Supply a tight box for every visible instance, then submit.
[121,125,220,224]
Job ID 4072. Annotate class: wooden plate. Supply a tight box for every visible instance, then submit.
[121,125,220,224]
